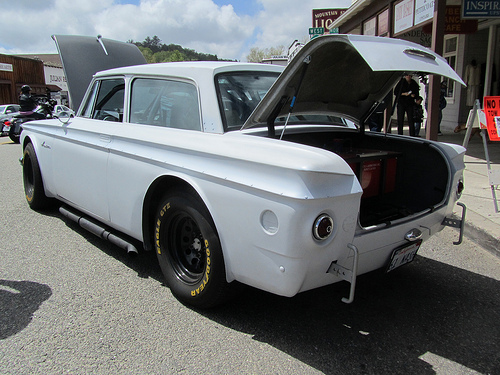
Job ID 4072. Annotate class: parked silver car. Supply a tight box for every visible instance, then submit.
[1,104,20,136]
[53,104,75,118]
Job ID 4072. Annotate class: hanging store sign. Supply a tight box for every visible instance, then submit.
[378,9,390,35]
[422,6,478,34]
[312,9,347,30]
[363,16,377,36]
[462,0,500,18]
[483,96,500,141]
[415,0,435,25]
[394,0,415,34]
[0,63,13,72]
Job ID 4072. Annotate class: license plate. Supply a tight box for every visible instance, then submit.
[2,125,10,132]
[386,240,421,273]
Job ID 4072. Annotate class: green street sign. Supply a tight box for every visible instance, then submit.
[330,27,339,34]
[309,27,325,35]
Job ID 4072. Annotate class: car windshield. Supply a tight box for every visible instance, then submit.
[216,72,280,131]
[0,106,5,114]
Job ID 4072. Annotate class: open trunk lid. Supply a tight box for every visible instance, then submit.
[242,34,465,130]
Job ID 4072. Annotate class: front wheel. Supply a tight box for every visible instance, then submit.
[23,143,52,210]
[155,191,231,308]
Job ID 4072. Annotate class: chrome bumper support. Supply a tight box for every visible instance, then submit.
[441,202,466,245]
[327,243,359,304]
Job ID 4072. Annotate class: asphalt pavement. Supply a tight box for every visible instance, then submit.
[437,130,500,257]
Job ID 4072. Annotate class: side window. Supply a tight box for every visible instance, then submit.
[130,78,201,131]
[92,78,125,122]
[81,81,99,118]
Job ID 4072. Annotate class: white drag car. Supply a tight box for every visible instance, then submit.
[20,34,466,308]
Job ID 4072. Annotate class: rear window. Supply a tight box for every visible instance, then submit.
[216,72,279,131]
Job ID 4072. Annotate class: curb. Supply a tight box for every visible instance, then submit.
[463,219,500,259]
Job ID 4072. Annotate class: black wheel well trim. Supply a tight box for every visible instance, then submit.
[22,135,33,150]
[142,175,210,252]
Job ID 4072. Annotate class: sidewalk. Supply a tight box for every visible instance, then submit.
[438,130,500,256]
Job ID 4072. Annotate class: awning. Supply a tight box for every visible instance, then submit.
[46,84,62,91]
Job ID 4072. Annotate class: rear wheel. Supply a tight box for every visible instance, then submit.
[23,143,51,210]
[9,128,20,144]
[155,191,231,308]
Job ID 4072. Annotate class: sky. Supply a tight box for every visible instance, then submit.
[0,0,352,61]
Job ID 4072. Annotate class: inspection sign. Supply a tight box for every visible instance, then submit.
[484,96,500,141]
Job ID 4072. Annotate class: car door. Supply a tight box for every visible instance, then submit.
[51,77,125,222]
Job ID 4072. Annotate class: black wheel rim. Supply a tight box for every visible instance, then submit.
[165,212,206,284]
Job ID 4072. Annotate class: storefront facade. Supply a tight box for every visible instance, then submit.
[330,0,500,140]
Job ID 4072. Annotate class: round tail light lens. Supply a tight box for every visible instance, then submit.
[313,214,334,240]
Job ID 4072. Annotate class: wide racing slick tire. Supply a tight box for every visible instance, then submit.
[155,191,231,308]
[23,143,52,210]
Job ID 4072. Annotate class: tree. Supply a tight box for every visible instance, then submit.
[152,50,187,63]
[246,47,266,63]
[137,46,154,63]
[143,36,162,53]
[133,36,225,62]
[246,45,285,62]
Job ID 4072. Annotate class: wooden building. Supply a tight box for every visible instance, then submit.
[0,54,46,105]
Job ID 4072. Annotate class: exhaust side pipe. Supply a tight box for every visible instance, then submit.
[59,206,139,254]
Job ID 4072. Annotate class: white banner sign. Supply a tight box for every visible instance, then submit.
[0,63,13,72]
[394,0,415,34]
[415,0,434,25]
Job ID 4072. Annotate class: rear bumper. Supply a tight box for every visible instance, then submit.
[327,202,467,304]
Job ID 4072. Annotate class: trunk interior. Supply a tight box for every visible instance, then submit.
[282,130,449,228]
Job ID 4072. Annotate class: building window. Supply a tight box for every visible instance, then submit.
[443,36,458,101]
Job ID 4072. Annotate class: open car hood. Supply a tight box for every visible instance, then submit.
[242,34,465,130]
[52,35,146,111]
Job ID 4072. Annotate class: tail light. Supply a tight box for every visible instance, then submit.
[313,214,334,240]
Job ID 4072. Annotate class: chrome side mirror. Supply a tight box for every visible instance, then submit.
[56,111,72,124]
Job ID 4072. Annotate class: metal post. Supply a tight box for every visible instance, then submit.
[480,129,499,213]
[462,99,480,149]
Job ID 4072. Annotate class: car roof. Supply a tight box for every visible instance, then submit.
[94,61,284,80]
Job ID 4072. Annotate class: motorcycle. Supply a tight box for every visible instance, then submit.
[2,98,56,144]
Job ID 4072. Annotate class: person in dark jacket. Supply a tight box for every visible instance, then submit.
[19,85,45,119]
[394,74,420,136]
[413,96,424,137]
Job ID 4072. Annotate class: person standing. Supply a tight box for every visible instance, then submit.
[413,96,424,137]
[437,81,447,135]
[394,74,420,136]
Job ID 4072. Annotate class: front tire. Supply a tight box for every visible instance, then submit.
[155,191,231,308]
[23,143,51,210]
